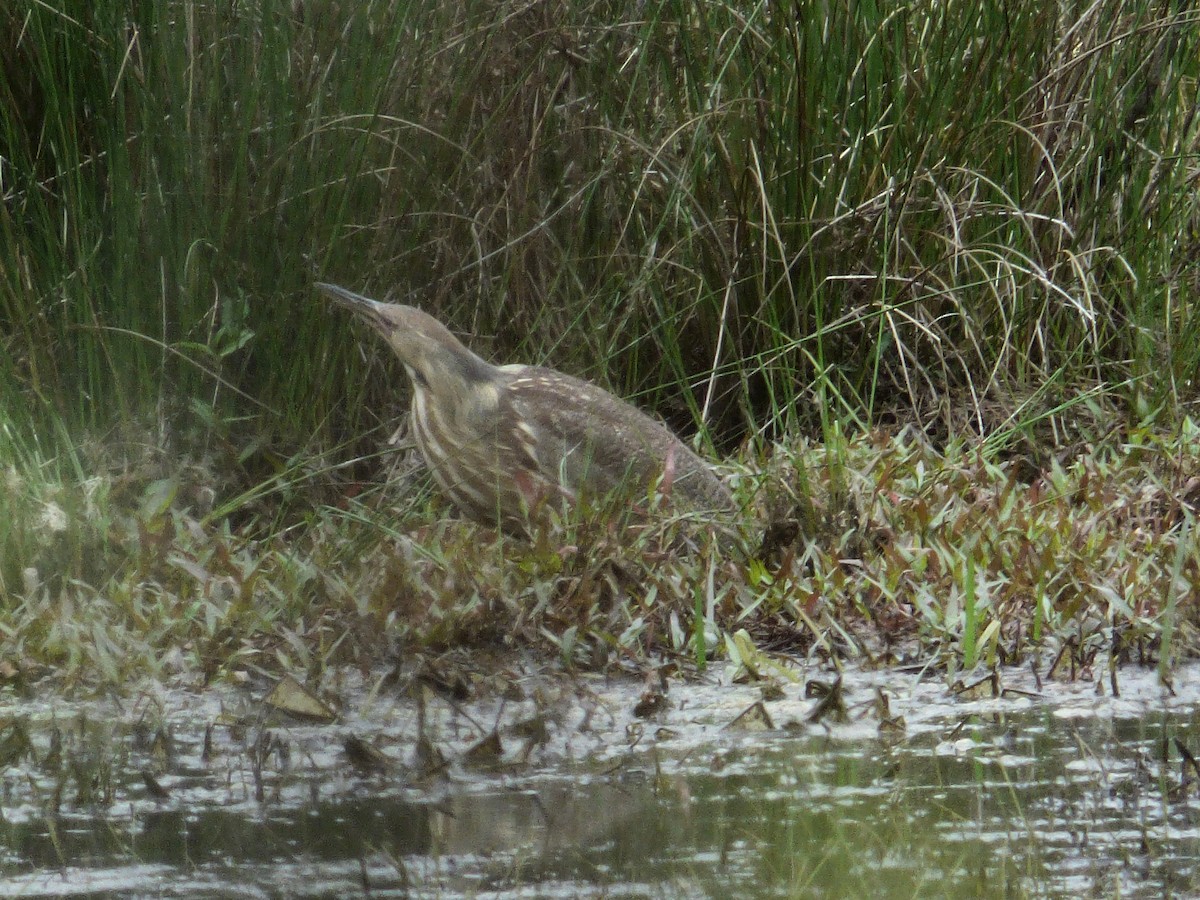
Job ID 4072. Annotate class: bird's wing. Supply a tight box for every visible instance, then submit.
[501,366,720,505]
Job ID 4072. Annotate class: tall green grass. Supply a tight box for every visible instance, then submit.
[3,1,1197,453]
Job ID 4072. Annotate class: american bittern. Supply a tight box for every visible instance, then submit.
[317,283,736,535]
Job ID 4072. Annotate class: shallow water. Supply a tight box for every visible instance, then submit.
[2,660,1199,898]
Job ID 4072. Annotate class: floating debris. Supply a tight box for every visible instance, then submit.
[264,675,338,724]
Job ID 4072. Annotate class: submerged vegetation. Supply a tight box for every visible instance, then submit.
[1,0,1199,687]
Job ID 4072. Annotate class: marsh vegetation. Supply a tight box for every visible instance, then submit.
[3,0,1199,684]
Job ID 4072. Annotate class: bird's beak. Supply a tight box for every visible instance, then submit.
[315,283,395,335]
[314,282,385,314]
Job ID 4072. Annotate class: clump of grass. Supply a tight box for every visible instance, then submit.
[2,408,1197,690]
[2,2,1199,457]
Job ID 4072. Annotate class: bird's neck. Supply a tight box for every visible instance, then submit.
[417,368,502,429]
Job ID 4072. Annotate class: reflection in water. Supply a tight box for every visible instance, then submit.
[1,664,1198,897]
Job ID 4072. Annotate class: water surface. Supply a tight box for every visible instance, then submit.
[1,661,1197,897]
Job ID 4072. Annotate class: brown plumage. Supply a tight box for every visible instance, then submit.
[317,282,736,535]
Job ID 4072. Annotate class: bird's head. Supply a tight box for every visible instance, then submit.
[316,283,500,413]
